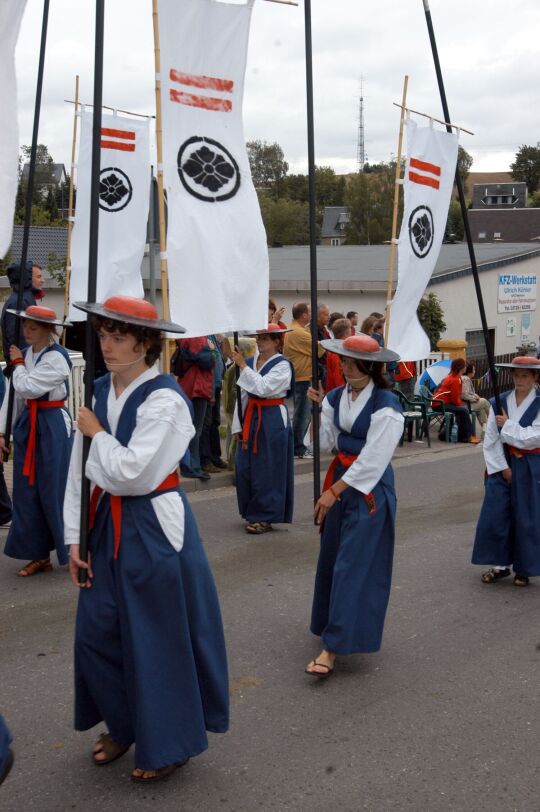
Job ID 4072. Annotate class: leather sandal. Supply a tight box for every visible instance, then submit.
[305,660,335,679]
[513,574,530,587]
[92,733,130,766]
[480,568,511,584]
[17,559,53,577]
[246,522,273,535]
[131,759,189,783]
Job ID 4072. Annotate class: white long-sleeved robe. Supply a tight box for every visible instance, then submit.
[320,381,404,494]
[483,388,540,474]
[231,354,291,435]
[63,366,195,552]
[0,343,72,436]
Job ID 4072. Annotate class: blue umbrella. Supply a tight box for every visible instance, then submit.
[418,359,452,392]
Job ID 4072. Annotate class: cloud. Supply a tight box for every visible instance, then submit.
[15,0,540,176]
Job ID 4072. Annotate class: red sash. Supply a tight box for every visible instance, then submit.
[507,445,540,460]
[23,400,66,486]
[88,471,180,560]
[241,397,285,453]
[323,450,377,515]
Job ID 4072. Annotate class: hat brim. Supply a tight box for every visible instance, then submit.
[248,327,291,336]
[495,362,540,371]
[73,301,186,333]
[6,308,71,327]
[321,338,400,364]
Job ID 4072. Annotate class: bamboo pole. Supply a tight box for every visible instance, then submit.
[384,76,408,346]
[392,102,473,135]
[152,0,172,372]
[64,99,153,120]
[62,75,80,342]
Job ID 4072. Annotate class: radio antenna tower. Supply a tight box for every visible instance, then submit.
[356,77,366,172]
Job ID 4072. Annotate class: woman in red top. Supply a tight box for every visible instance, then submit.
[433,358,480,443]
[324,318,352,392]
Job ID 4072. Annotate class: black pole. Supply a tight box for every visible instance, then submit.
[233,331,243,425]
[303,0,321,504]
[78,0,105,584]
[422,0,502,415]
[3,0,50,456]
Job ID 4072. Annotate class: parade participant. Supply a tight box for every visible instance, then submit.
[232,323,294,535]
[472,356,540,587]
[64,295,229,784]
[0,306,72,577]
[0,716,13,786]
[305,334,404,677]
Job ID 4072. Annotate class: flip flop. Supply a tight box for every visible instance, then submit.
[246,522,273,535]
[305,660,334,679]
[131,759,189,783]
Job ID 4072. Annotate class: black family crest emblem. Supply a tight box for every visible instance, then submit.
[408,205,434,259]
[99,168,133,213]
[177,136,240,202]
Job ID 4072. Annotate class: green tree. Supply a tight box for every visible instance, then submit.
[0,251,12,277]
[46,251,67,287]
[344,163,397,245]
[511,144,540,192]
[247,140,288,198]
[444,199,464,242]
[417,292,446,351]
[456,145,473,191]
[45,187,58,220]
[258,195,310,245]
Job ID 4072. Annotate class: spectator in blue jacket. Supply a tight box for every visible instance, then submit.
[1,261,44,373]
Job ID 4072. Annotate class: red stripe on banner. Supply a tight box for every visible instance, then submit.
[409,171,440,190]
[101,140,136,152]
[169,69,234,94]
[101,127,135,140]
[169,89,232,113]
[410,157,441,176]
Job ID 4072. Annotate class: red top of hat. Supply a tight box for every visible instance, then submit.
[513,355,540,366]
[25,305,58,320]
[264,323,282,333]
[342,334,380,353]
[103,296,158,321]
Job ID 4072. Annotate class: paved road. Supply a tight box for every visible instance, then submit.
[1,446,539,812]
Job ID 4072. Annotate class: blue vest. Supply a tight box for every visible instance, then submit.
[23,342,72,402]
[246,354,294,398]
[93,372,189,440]
[327,385,402,456]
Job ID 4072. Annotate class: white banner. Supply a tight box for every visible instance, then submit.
[0,1,27,257]
[158,0,269,337]
[388,119,458,360]
[69,112,150,320]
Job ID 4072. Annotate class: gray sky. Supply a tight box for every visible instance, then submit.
[15,0,540,176]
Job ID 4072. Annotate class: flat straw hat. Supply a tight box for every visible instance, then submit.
[6,305,71,327]
[496,355,540,370]
[73,295,186,333]
[248,323,291,336]
[321,333,400,364]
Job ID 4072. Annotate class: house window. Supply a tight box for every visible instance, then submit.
[478,232,486,239]
[494,232,501,239]
[331,238,340,246]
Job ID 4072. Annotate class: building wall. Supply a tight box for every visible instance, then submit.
[430,254,540,355]
[468,209,540,242]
